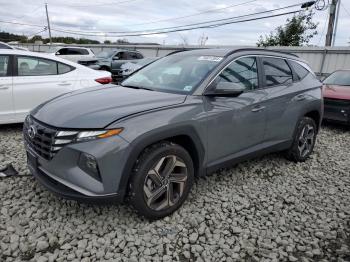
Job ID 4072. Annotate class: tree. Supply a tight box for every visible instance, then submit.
[104,40,112,44]
[257,11,318,47]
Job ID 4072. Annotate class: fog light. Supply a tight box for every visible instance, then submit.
[78,153,101,181]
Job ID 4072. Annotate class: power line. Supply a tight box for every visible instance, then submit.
[51,2,304,35]
[51,10,301,38]
[28,28,47,38]
[0,20,43,28]
[64,0,137,8]
[124,0,258,27]
[12,5,43,20]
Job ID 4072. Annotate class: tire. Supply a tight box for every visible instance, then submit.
[285,117,317,162]
[129,142,194,220]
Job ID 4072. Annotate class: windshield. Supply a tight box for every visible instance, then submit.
[97,51,115,58]
[324,71,350,86]
[121,54,222,94]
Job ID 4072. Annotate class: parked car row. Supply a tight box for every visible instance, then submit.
[0,45,348,219]
[77,49,155,81]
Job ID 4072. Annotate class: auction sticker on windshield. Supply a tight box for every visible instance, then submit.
[198,56,223,62]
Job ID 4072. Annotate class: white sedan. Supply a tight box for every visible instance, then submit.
[0,50,112,124]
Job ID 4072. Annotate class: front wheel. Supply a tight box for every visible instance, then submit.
[285,117,317,162]
[129,142,194,220]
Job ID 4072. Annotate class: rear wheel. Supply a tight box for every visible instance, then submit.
[129,142,194,220]
[286,117,317,162]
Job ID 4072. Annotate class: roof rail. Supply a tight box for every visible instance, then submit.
[225,48,299,58]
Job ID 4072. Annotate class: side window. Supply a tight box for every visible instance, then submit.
[56,48,67,55]
[262,57,293,87]
[66,48,86,55]
[0,55,10,76]
[79,49,89,55]
[119,52,128,60]
[17,56,57,76]
[128,52,143,59]
[289,60,309,80]
[58,63,74,74]
[216,56,258,90]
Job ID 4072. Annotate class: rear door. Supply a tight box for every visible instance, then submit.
[260,56,299,142]
[13,55,77,121]
[0,54,14,123]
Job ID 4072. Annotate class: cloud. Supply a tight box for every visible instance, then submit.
[0,0,349,46]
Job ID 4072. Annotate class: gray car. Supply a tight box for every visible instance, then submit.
[24,48,323,219]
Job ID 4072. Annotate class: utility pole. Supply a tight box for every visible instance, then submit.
[45,3,52,45]
[332,0,341,46]
[325,0,339,46]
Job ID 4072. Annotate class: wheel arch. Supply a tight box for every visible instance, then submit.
[304,110,321,132]
[117,126,205,200]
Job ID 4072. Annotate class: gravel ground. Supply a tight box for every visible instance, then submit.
[0,123,349,262]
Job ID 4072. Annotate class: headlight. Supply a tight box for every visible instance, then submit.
[56,128,123,143]
[76,128,123,142]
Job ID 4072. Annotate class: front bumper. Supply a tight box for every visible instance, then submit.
[24,132,131,203]
[323,98,350,124]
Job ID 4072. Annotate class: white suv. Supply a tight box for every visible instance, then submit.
[51,47,95,63]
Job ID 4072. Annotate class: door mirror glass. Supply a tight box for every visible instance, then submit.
[55,51,60,55]
[113,55,120,60]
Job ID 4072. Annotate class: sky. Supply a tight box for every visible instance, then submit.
[0,0,349,46]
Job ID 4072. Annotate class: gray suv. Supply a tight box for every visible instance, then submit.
[24,48,323,219]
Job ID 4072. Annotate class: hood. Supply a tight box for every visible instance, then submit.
[31,85,187,129]
[323,84,350,100]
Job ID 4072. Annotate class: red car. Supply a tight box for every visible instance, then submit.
[322,70,350,124]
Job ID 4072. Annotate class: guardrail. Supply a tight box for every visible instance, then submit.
[12,43,350,76]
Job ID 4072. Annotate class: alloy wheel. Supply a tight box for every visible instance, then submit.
[298,124,315,158]
[143,155,188,211]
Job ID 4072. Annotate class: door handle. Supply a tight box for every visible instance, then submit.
[251,105,266,112]
[294,94,306,101]
[0,85,10,90]
[57,82,72,86]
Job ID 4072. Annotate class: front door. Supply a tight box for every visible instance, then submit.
[205,56,268,165]
[0,55,14,123]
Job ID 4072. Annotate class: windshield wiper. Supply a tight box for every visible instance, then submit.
[120,84,154,91]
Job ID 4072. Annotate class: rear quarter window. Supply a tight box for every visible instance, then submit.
[58,63,74,74]
[289,60,310,80]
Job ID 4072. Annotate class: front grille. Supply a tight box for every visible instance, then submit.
[23,116,77,160]
[324,98,350,107]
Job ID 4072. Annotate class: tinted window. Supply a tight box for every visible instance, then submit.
[118,52,128,60]
[66,48,88,55]
[56,48,68,55]
[58,63,73,74]
[0,55,10,76]
[290,60,309,80]
[0,43,12,49]
[263,57,293,87]
[323,71,350,86]
[216,57,258,90]
[128,52,143,59]
[18,56,57,76]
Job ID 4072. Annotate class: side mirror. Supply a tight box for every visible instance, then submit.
[205,82,245,97]
[55,51,60,55]
[113,56,120,60]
